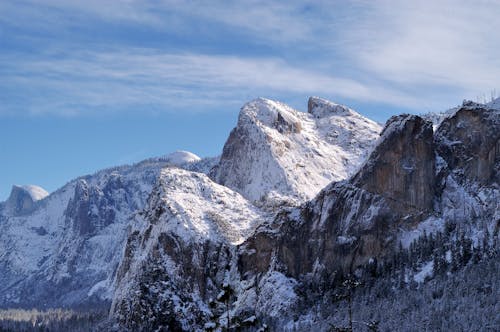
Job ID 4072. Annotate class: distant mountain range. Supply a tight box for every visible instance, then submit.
[1,97,498,331]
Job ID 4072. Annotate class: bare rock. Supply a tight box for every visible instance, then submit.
[435,104,500,185]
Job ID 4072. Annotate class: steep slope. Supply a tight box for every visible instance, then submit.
[111,168,267,331]
[2,185,49,216]
[0,152,216,308]
[210,97,381,207]
[235,101,499,328]
[239,113,436,278]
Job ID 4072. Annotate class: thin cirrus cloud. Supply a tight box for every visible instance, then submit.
[342,1,500,93]
[0,0,498,117]
[0,50,422,116]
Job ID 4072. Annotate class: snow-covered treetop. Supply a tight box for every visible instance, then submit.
[487,96,500,110]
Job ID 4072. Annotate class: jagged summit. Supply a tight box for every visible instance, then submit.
[0,152,218,308]
[238,98,301,131]
[112,100,499,331]
[0,95,498,331]
[307,96,353,117]
[211,97,382,206]
[111,167,267,329]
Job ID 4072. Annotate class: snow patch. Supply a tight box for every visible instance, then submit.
[414,261,434,283]
[163,150,201,165]
[399,216,445,249]
[17,185,49,201]
[256,271,297,317]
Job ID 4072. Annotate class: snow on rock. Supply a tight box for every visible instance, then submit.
[399,216,445,249]
[0,153,217,308]
[163,150,201,165]
[414,260,434,283]
[111,168,268,330]
[254,271,297,318]
[3,185,49,215]
[18,185,49,201]
[211,97,381,207]
[486,96,500,110]
[140,167,264,245]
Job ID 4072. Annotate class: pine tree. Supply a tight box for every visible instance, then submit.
[433,246,447,275]
[329,276,369,332]
[210,277,235,331]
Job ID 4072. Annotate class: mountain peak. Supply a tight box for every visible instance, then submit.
[5,184,48,215]
[211,97,382,205]
[163,150,201,165]
[307,96,353,118]
[239,97,301,132]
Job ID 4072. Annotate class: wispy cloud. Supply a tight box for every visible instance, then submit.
[0,0,498,117]
[341,1,500,97]
[0,49,423,116]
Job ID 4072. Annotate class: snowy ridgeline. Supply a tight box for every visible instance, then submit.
[0,151,219,308]
[0,97,498,331]
[211,97,382,206]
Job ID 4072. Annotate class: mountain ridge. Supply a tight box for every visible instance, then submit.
[0,96,498,331]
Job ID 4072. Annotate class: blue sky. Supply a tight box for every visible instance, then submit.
[0,0,499,200]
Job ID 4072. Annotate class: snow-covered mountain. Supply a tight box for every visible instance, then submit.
[111,168,268,330]
[236,101,499,330]
[111,100,499,331]
[210,97,381,207]
[2,185,49,216]
[0,151,216,308]
[0,96,498,331]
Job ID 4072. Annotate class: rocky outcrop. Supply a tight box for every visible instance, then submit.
[1,96,497,330]
[111,168,267,331]
[239,104,498,302]
[0,154,217,309]
[211,97,381,206]
[4,185,48,215]
[435,102,500,185]
[352,114,435,212]
[239,115,435,283]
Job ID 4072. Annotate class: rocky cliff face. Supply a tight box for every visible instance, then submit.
[235,102,499,327]
[352,114,435,212]
[111,168,267,331]
[210,97,381,207]
[3,185,48,216]
[108,100,498,331]
[0,152,216,309]
[1,96,498,331]
[435,101,500,185]
[239,114,436,281]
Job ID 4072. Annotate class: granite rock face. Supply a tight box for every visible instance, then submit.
[435,103,500,185]
[352,114,435,212]
[111,168,267,331]
[210,97,381,207]
[1,96,498,331]
[239,115,436,281]
[3,185,48,216]
[0,155,216,309]
[239,105,498,288]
